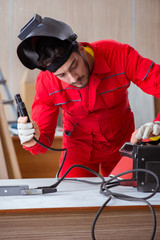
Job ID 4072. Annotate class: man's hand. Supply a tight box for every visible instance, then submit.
[130,121,160,144]
[17,116,40,147]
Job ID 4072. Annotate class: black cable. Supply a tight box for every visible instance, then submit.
[38,164,105,189]
[92,194,156,240]
[92,168,159,240]
[32,137,159,240]
[33,136,67,178]
[101,169,159,200]
[33,136,105,188]
[91,196,112,240]
[62,178,102,185]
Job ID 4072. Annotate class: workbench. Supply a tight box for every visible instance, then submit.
[0,178,160,240]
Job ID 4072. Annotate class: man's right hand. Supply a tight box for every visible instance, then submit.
[17,116,40,147]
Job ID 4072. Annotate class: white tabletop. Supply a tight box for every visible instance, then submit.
[0,178,159,210]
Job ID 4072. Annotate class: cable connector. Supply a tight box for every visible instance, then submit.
[21,187,57,195]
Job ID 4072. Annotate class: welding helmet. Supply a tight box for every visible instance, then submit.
[17,14,78,72]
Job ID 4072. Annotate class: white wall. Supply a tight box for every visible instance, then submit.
[128,83,155,129]
[0,0,160,128]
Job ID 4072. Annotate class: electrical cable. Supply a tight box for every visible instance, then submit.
[33,136,105,186]
[91,196,112,240]
[32,137,159,240]
[37,163,105,189]
[33,136,67,178]
[91,168,159,240]
[91,194,156,240]
[101,169,159,200]
[62,177,103,185]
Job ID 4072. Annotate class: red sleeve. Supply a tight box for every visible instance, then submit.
[124,43,160,99]
[123,44,160,121]
[106,41,160,121]
[92,40,160,98]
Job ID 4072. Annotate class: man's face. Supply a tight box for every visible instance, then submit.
[54,46,91,88]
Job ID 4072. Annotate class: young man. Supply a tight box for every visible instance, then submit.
[17,14,160,178]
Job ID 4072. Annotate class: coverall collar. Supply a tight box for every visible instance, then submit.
[81,42,111,75]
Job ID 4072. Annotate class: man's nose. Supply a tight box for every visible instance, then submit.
[68,72,78,83]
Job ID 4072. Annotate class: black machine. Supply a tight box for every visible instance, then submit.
[120,140,160,192]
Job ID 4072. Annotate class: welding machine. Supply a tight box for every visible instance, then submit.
[120,139,160,192]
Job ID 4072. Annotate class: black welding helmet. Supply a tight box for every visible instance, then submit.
[17,14,78,72]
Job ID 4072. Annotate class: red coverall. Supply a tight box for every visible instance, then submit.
[25,40,160,177]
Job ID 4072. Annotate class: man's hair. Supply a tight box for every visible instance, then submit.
[35,36,79,69]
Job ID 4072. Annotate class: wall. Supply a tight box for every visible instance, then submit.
[0,0,160,128]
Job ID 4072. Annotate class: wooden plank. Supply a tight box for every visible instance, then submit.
[154,98,160,118]
[0,95,21,178]
[12,136,61,178]
[0,134,9,178]
[0,205,159,240]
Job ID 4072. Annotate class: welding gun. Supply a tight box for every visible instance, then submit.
[15,94,30,121]
[11,94,57,195]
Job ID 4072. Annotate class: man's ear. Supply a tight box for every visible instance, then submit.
[78,43,85,53]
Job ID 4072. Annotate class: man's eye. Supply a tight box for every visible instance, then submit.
[71,62,78,69]
[58,73,65,78]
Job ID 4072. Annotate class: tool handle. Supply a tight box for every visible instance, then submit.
[14,94,30,122]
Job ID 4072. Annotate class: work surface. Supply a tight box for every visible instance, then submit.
[0,178,160,240]
[0,177,159,210]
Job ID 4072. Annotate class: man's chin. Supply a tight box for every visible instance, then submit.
[77,82,88,89]
[72,79,89,88]
[71,83,88,89]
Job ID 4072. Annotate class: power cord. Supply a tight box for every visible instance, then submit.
[33,136,67,179]
[91,169,159,240]
[32,137,159,240]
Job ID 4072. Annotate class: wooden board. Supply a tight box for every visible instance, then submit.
[0,207,160,240]
[12,136,61,178]
[0,95,21,178]
[0,134,8,178]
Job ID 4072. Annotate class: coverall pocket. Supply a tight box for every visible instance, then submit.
[63,118,78,137]
[99,109,134,143]
[49,88,84,116]
[99,73,129,108]
[98,117,122,143]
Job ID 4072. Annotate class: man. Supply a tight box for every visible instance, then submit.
[17,14,160,178]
